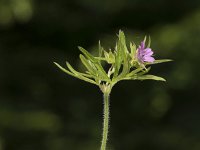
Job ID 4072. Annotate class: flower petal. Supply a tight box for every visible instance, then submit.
[144,56,155,62]
[144,48,153,55]
[140,41,145,49]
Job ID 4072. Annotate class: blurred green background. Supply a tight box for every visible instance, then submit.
[0,0,200,150]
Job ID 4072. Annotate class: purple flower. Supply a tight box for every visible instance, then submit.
[137,40,155,63]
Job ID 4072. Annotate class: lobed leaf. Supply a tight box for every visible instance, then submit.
[118,30,130,78]
[113,30,129,78]
[78,46,110,82]
[54,62,98,85]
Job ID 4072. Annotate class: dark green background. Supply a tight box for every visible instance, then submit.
[0,0,200,150]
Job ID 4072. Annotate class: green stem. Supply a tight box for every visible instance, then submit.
[100,92,110,150]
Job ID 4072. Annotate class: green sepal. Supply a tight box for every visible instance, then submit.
[147,36,151,48]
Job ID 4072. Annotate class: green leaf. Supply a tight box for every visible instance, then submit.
[80,54,97,76]
[54,62,98,85]
[146,59,173,65]
[118,30,130,77]
[126,68,144,77]
[119,30,128,53]
[113,30,128,77]
[66,62,98,84]
[66,62,87,77]
[78,46,110,82]
[80,54,110,82]
[78,46,98,63]
[137,67,151,76]
[94,63,110,82]
[119,56,129,78]
[94,57,107,61]
[135,75,166,81]
[54,62,76,77]
[113,44,121,77]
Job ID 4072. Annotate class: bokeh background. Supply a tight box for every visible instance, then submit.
[0,0,200,150]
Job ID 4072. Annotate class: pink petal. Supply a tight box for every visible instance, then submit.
[144,48,153,55]
[144,56,155,62]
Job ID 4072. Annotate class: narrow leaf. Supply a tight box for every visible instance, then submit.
[114,30,127,77]
[126,68,144,77]
[136,75,166,81]
[78,46,110,81]
[94,63,110,81]
[66,62,98,85]
[54,62,98,85]
[146,59,172,65]
[80,54,97,75]
[113,44,121,77]
[94,57,107,61]
[137,67,151,76]
[78,46,97,63]
[119,30,128,53]
[54,62,76,77]
[118,30,130,78]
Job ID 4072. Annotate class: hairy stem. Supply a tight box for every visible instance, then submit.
[100,92,110,150]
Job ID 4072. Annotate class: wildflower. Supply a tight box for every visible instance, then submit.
[54,30,172,150]
[137,40,155,63]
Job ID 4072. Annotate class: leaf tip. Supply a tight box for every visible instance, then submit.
[53,62,61,67]
[161,78,166,82]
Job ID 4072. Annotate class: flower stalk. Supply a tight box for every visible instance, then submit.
[101,91,110,150]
